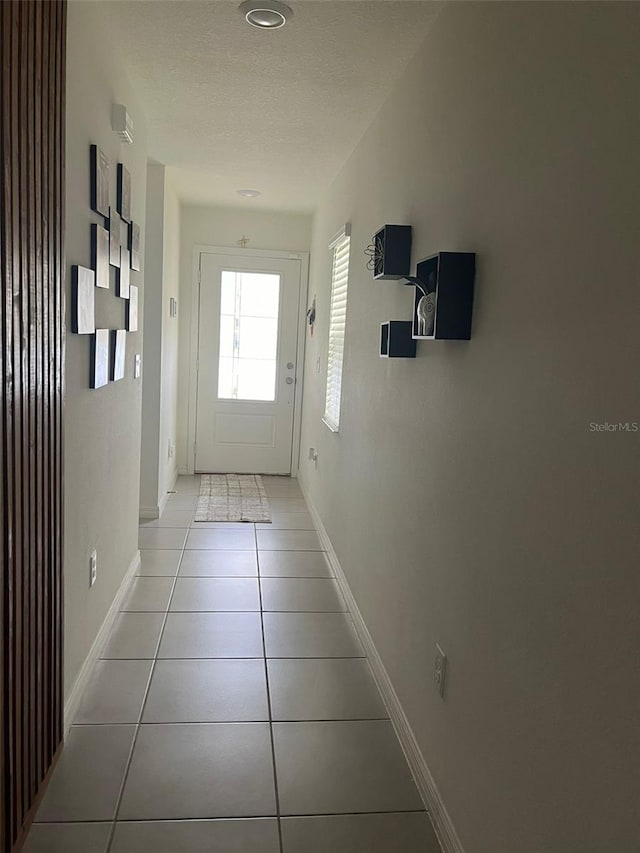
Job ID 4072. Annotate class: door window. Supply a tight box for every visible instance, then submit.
[217,270,281,401]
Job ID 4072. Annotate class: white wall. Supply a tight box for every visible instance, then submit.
[139,165,181,515]
[159,178,181,495]
[299,4,640,852]
[139,163,164,513]
[65,2,148,697]
[176,206,312,472]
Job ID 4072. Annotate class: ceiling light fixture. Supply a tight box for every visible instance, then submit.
[237,189,261,198]
[238,0,292,30]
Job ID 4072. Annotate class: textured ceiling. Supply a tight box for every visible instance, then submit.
[100,1,440,212]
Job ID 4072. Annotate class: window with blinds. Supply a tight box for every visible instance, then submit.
[323,224,351,432]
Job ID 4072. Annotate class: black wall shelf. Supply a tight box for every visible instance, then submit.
[409,252,476,340]
[372,225,412,280]
[380,321,417,358]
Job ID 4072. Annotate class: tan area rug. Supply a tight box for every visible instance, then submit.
[195,474,272,523]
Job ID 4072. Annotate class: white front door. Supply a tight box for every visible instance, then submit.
[195,251,302,474]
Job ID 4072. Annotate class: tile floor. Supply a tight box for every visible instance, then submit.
[25,476,441,853]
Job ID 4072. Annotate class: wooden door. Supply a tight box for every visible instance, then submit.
[0,2,67,850]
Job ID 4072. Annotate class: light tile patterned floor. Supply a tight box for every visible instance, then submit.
[25,476,441,853]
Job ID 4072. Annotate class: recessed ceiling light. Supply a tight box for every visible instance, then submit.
[237,189,261,198]
[238,0,292,30]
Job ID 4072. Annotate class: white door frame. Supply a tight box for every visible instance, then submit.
[186,244,310,477]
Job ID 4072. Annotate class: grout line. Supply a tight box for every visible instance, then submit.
[256,524,285,853]
[170,577,336,584]
[104,507,193,853]
[37,807,427,826]
[123,611,348,616]
[73,716,391,726]
[99,654,367,661]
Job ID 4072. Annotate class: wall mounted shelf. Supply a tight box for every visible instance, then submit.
[406,252,476,340]
[380,321,416,358]
[371,225,412,280]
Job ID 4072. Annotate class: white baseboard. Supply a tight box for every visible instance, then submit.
[165,465,179,496]
[63,550,141,734]
[139,468,179,519]
[301,485,465,853]
[139,505,160,520]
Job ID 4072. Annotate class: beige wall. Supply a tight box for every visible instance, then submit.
[176,205,312,472]
[65,2,148,696]
[298,3,640,852]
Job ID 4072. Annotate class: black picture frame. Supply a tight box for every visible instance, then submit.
[90,144,110,217]
[109,207,121,268]
[129,221,141,271]
[91,329,110,389]
[111,329,126,382]
[92,223,110,289]
[118,247,131,298]
[71,265,95,335]
[127,285,139,332]
[117,163,131,223]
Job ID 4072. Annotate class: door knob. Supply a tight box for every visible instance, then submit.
[286,362,294,370]
[285,377,294,385]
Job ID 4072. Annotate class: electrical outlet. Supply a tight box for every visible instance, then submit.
[89,549,97,588]
[308,447,318,465]
[434,644,447,698]
[134,353,141,378]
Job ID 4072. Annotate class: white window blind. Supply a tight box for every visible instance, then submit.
[323,224,351,432]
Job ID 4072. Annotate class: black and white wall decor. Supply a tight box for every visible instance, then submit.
[118,248,131,298]
[371,223,476,355]
[117,163,132,223]
[92,223,110,289]
[112,329,126,381]
[73,145,140,388]
[366,225,412,280]
[109,206,122,268]
[91,329,110,389]
[72,265,96,334]
[410,252,476,341]
[127,285,139,332]
[129,221,141,271]
[90,144,110,217]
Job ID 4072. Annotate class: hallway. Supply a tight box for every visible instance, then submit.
[26,477,440,852]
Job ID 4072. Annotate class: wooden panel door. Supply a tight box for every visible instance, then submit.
[0,2,67,850]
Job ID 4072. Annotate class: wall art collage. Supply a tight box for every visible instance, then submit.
[72,144,141,388]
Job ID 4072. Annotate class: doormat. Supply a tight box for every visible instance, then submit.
[194,474,272,523]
